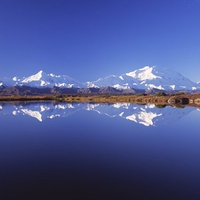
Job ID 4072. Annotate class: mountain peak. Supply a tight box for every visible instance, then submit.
[139,66,153,71]
[87,65,197,91]
[125,65,161,81]
[14,70,83,88]
[21,70,47,83]
[38,70,43,74]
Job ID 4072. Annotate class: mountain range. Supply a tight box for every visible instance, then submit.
[0,66,199,94]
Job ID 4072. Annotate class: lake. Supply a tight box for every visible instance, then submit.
[0,102,200,200]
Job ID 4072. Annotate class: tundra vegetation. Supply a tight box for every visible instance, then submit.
[0,93,200,108]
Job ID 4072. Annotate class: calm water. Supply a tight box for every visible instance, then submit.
[0,102,200,200]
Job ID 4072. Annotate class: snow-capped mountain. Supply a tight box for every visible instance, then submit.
[0,80,3,87]
[4,70,83,88]
[0,66,199,91]
[86,66,197,91]
[0,102,195,126]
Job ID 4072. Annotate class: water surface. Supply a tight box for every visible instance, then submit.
[0,102,200,199]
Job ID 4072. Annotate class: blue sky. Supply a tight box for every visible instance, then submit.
[0,0,200,82]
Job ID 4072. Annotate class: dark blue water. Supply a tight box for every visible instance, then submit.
[0,102,200,200]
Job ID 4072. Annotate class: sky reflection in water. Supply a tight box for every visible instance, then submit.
[0,102,200,200]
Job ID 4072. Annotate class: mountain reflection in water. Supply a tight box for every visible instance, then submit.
[0,102,196,126]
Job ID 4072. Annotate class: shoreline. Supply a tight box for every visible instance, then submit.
[0,93,200,108]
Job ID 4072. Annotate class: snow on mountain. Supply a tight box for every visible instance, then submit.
[1,66,199,91]
[86,75,125,88]
[87,66,197,91]
[9,70,84,88]
[197,81,200,86]
[125,66,161,80]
